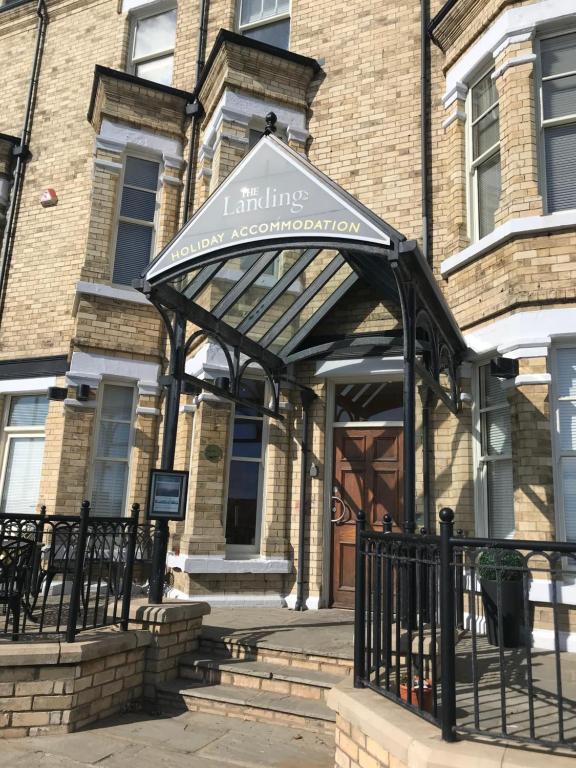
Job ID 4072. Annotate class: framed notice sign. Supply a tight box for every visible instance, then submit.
[146,470,188,521]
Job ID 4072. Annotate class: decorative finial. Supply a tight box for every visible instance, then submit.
[264,112,278,136]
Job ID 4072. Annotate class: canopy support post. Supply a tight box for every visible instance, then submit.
[149,312,186,604]
[295,387,316,611]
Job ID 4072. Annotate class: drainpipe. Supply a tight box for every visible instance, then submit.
[0,0,48,322]
[294,388,316,611]
[181,0,209,226]
[420,0,430,263]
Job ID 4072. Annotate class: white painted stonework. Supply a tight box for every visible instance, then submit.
[75,281,152,307]
[97,119,184,168]
[167,553,292,574]
[443,0,576,104]
[0,377,56,394]
[465,308,576,359]
[66,351,160,395]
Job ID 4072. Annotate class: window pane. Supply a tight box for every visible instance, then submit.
[124,157,159,190]
[134,10,177,59]
[477,151,501,238]
[241,0,263,24]
[562,457,576,540]
[121,187,156,221]
[113,221,153,285]
[335,382,403,422]
[559,401,576,451]
[232,419,263,458]
[487,459,515,538]
[244,19,290,48]
[8,395,49,427]
[481,366,508,408]
[473,105,499,158]
[0,437,44,514]
[472,71,498,120]
[101,386,133,421]
[484,407,512,456]
[97,422,131,459]
[136,55,174,86]
[557,349,576,397]
[544,123,576,212]
[542,74,576,120]
[226,461,259,545]
[541,33,576,78]
[92,461,129,517]
[235,379,265,416]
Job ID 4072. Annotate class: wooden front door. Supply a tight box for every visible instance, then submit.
[330,427,403,609]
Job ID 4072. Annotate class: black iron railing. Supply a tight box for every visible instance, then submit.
[0,501,153,642]
[355,509,576,750]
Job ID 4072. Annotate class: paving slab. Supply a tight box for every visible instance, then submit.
[6,709,334,768]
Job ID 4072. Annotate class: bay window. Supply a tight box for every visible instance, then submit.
[238,0,290,49]
[129,5,177,85]
[553,348,576,540]
[0,394,49,514]
[539,32,576,213]
[91,384,135,517]
[476,365,515,538]
[113,156,160,286]
[468,69,501,240]
[225,379,267,553]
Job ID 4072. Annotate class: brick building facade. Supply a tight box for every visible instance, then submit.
[1,0,575,638]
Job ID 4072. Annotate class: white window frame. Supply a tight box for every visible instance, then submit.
[466,65,501,242]
[111,151,162,287]
[536,29,576,215]
[236,0,291,45]
[224,380,269,557]
[88,381,137,518]
[0,393,48,515]
[471,362,515,538]
[550,344,576,542]
[127,0,177,83]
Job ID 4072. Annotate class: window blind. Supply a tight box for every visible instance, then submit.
[113,157,159,286]
[555,349,576,540]
[487,459,515,539]
[92,385,134,517]
[0,437,44,514]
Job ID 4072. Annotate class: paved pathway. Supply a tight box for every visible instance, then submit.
[0,710,335,768]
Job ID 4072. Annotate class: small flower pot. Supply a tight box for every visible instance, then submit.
[399,682,433,713]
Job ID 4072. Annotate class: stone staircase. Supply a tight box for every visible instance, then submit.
[156,630,353,734]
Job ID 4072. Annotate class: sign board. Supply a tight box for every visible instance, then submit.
[146,136,392,282]
[146,470,188,521]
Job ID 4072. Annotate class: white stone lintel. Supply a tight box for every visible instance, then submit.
[492,53,537,80]
[442,109,466,129]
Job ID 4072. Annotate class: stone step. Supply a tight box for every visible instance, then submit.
[199,634,354,679]
[157,679,336,734]
[179,654,344,701]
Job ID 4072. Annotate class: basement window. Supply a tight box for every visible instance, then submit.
[129,4,177,85]
[238,0,290,49]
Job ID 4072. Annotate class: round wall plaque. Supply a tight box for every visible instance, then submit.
[204,444,223,463]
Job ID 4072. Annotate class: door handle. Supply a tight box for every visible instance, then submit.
[331,495,354,524]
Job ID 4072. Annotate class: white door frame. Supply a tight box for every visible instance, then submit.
[318,360,403,608]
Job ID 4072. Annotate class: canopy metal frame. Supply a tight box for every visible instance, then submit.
[136,135,467,602]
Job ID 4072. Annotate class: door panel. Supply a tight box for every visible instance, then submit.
[331,426,403,608]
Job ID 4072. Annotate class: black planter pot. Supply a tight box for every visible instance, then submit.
[480,579,529,648]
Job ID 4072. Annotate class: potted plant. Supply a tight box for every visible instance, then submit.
[477,549,531,648]
[399,674,433,713]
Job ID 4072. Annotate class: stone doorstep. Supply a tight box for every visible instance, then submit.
[327,678,576,768]
[179,654,345,700]
[199,634,354,673]
[157,679,336,734]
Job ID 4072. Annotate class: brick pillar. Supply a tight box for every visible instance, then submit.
[261,397,293,559]
[509,359,555,540]
[179,395,231,556]
[494,40,543,226]
[440,93,469,258]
